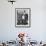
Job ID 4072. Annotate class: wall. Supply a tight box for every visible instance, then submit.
[0,0,46,42]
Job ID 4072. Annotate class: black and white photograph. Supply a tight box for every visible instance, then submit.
[15,8,31,27]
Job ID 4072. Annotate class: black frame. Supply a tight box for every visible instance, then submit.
[15,8,31,28]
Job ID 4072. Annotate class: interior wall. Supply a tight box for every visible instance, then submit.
[0,0,46,42]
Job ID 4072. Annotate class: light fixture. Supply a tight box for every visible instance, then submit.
[8,0,16,4]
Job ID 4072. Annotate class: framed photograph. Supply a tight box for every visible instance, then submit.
[15,8,31,28]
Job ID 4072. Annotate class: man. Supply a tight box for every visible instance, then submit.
[22,10,28,25]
